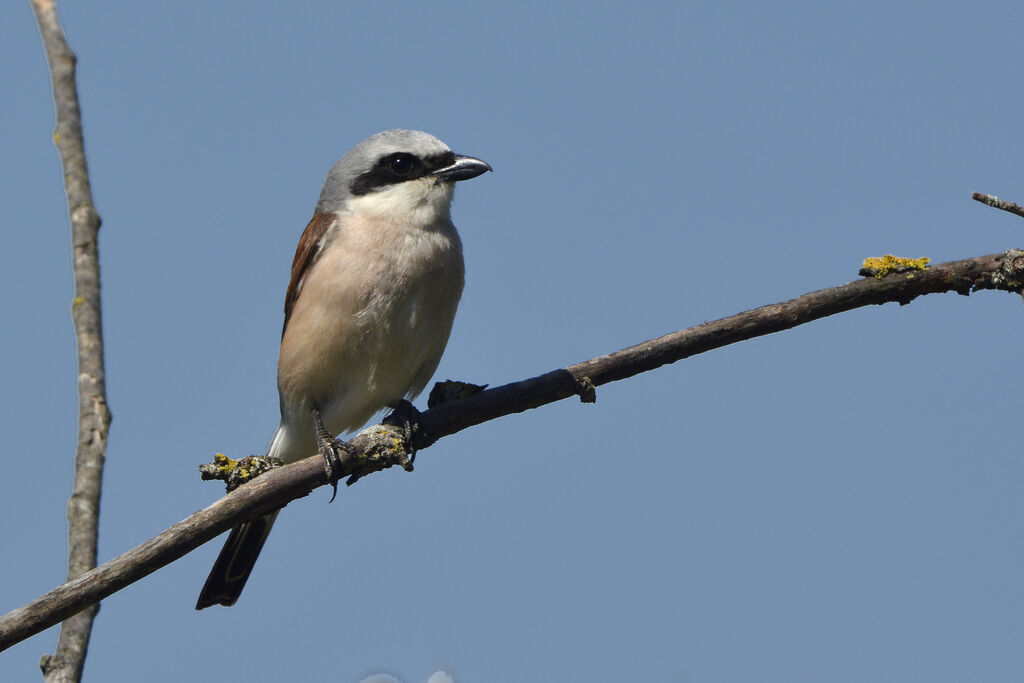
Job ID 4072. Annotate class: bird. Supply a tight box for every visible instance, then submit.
[196,129,491,609]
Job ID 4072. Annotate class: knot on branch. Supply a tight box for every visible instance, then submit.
[991,249,1024,294]
[343,424,415,485]
[575,375,597,403]
[199,454,283,493]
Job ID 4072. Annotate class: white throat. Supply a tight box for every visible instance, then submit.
[345,178,455,227]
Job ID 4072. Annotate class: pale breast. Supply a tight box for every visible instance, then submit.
[277,213,465,436]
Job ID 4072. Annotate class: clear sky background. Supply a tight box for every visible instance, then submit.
[3,1,1023,681]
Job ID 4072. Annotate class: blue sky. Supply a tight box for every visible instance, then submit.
[3,1,1023,681]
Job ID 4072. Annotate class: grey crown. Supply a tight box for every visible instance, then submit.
[316,129,453,213]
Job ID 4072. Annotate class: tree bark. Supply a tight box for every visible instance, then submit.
[29,1,111,681]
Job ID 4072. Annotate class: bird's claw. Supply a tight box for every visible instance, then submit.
[313,408,353,503]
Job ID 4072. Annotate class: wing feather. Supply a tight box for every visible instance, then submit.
[283,212,336,336]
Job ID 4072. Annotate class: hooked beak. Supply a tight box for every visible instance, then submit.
[432,154,492,182]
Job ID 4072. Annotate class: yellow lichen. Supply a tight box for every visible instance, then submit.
[210,452,238,475]
[860,254,930,279]
[198,452,283,492]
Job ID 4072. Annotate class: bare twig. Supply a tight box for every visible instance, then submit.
[972,191,1024,220]
[29,1,111,681]
[1,249,1022,652]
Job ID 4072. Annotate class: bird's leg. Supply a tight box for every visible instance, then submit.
[383,399,424,463]
[312,407,353,503]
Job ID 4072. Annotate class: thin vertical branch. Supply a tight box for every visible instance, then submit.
[30,1,111,681]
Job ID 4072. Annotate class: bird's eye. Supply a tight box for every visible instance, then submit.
[386,154,416,176]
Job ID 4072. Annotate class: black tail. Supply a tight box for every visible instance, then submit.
[195,511,279,609]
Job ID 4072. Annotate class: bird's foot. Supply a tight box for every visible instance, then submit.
[313,408,354,503]
[383,399,424,462]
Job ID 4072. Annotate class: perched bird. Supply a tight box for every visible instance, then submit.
[196,130,490,609]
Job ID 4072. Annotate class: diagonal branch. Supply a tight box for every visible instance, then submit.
[1,249,1022,653]
[30,1,111,681]
[419,249,1024,443]
[972,191,1024,220]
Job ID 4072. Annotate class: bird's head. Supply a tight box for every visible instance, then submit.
[317,129,491,225]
